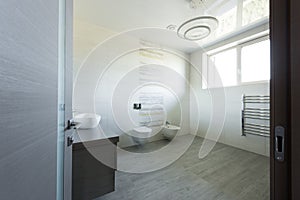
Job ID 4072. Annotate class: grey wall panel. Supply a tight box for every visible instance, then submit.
[0,0,59,199]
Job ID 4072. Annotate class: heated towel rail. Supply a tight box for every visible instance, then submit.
[241,95,270,137]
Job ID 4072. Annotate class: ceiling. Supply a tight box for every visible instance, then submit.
[74,0,262,53]
[74,0,223,53]
[75,0,198,31]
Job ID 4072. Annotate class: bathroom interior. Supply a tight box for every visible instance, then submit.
[72,0,270,200]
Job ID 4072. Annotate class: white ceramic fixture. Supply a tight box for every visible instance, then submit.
[162,124,180,140]
[74,113,101,129]
[131,126,152,146]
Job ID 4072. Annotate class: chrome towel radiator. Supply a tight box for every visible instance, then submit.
[241,95,270,137]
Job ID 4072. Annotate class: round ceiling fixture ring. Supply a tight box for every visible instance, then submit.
[177,16,218,41]
[183,25,211,41]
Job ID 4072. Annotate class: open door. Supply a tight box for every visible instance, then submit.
[0,1,63,199]
[0,1,73,200]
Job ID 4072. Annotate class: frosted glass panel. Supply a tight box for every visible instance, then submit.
[241,40,270,82]
[201,0,269,45]
[215,6,237,37]
[205,0,238,39]
[242,0,269,26]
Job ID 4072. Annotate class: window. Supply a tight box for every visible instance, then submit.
[203,37,270,89]
[241,40,270,83]
[207,48,237,88]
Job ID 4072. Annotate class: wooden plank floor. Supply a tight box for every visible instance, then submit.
[96,136,270,200]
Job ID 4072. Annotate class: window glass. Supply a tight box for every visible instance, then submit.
[241,39,270,82]
[208,48,237,88]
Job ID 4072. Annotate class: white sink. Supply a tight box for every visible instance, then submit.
[74,113,101,129]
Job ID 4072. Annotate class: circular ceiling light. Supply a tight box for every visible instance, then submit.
[177,16,218,41]
[184,25,211,41]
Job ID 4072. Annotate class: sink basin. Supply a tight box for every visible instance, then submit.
[74,113,101,129]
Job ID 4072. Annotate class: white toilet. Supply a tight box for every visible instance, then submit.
[131,126,152,146]
[162,124,180,140]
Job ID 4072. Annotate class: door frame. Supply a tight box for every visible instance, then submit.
[270,0,289,199]
[290,0,300,199]
[271,0,300,199]
[65,0,299,199]
[63,0,73,199]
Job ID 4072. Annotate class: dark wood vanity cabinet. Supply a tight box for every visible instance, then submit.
[72,137,119,200]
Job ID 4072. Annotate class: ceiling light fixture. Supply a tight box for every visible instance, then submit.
[177,16,218,41]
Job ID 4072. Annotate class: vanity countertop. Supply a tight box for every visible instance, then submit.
[73,126,119,150]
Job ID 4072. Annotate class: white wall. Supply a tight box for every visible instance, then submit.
[73,20,270,155]
[190,49,270,156]
[73,21,190,147]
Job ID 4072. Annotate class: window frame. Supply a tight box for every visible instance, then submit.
[202,34,270,89]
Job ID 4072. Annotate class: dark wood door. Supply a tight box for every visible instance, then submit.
[290,0,300,199]
[270,0,289,199]
[271,0,300,199]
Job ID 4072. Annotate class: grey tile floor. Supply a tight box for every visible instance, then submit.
[96,136,269,200]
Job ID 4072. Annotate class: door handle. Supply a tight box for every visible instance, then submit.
[65,119,81,130]
[67,136,74,147]
[275,126,285,162]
